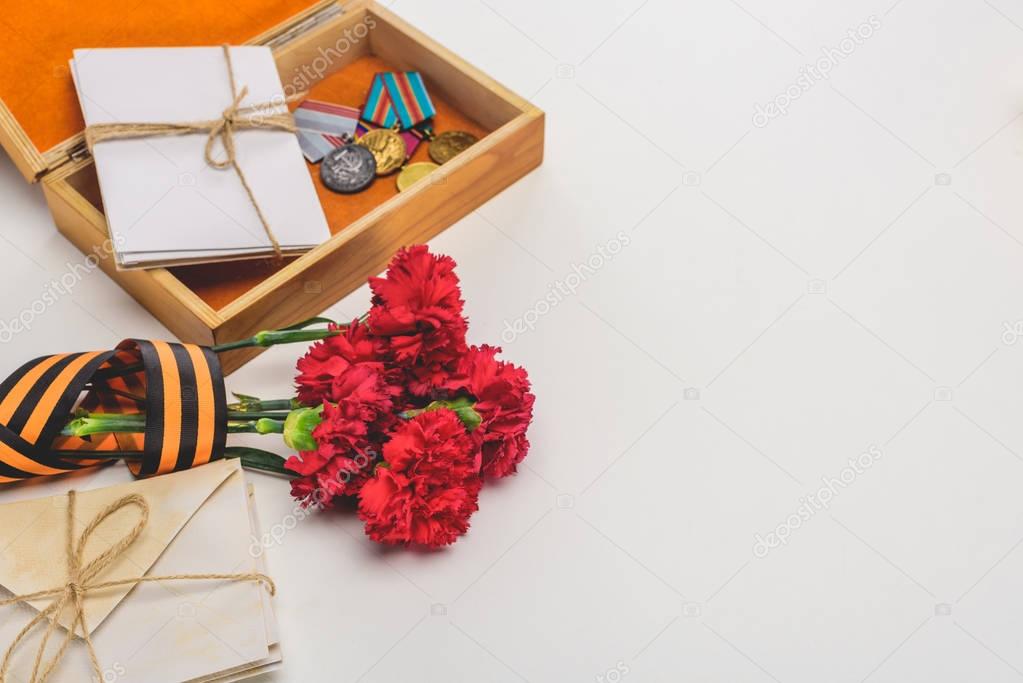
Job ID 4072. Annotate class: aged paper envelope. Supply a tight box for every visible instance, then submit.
[0,460,280,683]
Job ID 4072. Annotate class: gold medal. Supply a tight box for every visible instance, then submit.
[356,128,406,175]
[428,130,478,164]
[396,162,440,192]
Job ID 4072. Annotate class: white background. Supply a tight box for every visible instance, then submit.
[3,0,1023,680]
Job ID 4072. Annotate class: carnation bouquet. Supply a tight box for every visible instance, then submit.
[57,246,534,548]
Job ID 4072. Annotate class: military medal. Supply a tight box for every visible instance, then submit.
[396,162,439,192]
[320,144,376,194]
[347,71,473,187]
[428,130,478,164]
[356,128,406,176]
[358,72,435,177]
[357,121,425,158]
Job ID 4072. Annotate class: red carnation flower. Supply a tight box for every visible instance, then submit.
[445,345,535,478]
[50,245,535,550]
[368,246,468,395]
[358,410,482,547]
[295,321,391,406]
[288,448,374,506]
[287,365,397,506]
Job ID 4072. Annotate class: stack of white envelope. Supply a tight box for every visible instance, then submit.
[0,459,281,682]
[71,46,331,268]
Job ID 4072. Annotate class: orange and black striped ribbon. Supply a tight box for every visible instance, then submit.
[0,340,226,484]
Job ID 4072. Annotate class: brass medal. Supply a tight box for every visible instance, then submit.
[428,130,479,164]
[356,128,406,175]
[396,162,440,192]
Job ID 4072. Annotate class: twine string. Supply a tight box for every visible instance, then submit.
[83,45,301,259]
[0,491,275,683]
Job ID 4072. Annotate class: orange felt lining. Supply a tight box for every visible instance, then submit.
[168,54,489,310]
[0,0,317,154]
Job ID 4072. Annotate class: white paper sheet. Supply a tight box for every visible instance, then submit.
[71,46,330,268]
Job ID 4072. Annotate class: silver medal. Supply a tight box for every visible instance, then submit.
[320,144,377,194]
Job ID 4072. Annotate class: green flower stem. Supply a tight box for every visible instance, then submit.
[58,413,294,475]
[227,418,285,434]
[62,412,286,437]
[226,411,293,421]
[92,317,365,383]
[212,328,341,353]
[62,413,147,438]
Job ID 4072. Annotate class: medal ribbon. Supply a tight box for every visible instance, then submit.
[361,73,399,128]
[360,72,436,130]
[382,72,436,129]
[0,340,227,484]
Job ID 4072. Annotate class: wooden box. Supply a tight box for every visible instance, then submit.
[0,0,544,373]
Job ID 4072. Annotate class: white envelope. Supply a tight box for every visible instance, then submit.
[0,459,281,683]
[71,46,331,268]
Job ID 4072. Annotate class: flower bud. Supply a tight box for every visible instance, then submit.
[283,405,324,451]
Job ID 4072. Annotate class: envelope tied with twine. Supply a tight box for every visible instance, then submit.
[72,45,330,268]
[0,459,281,683]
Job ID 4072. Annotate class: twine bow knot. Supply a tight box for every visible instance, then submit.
[204,86,251,171]
[0,490,274,683]
[83,45,303,259]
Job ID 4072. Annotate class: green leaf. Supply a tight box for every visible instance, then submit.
[229,392,263,411]
[227,396,301,413]
[223,446,294,476]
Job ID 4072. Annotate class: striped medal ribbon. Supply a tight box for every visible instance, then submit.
[380,72,436,129]
[360,72,436,131]
[361,73,399,128]
[0,340,226,484]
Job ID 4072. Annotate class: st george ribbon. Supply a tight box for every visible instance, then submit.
[0,340,227,483]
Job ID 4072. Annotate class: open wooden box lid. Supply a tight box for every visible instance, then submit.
[0,0,339,182]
